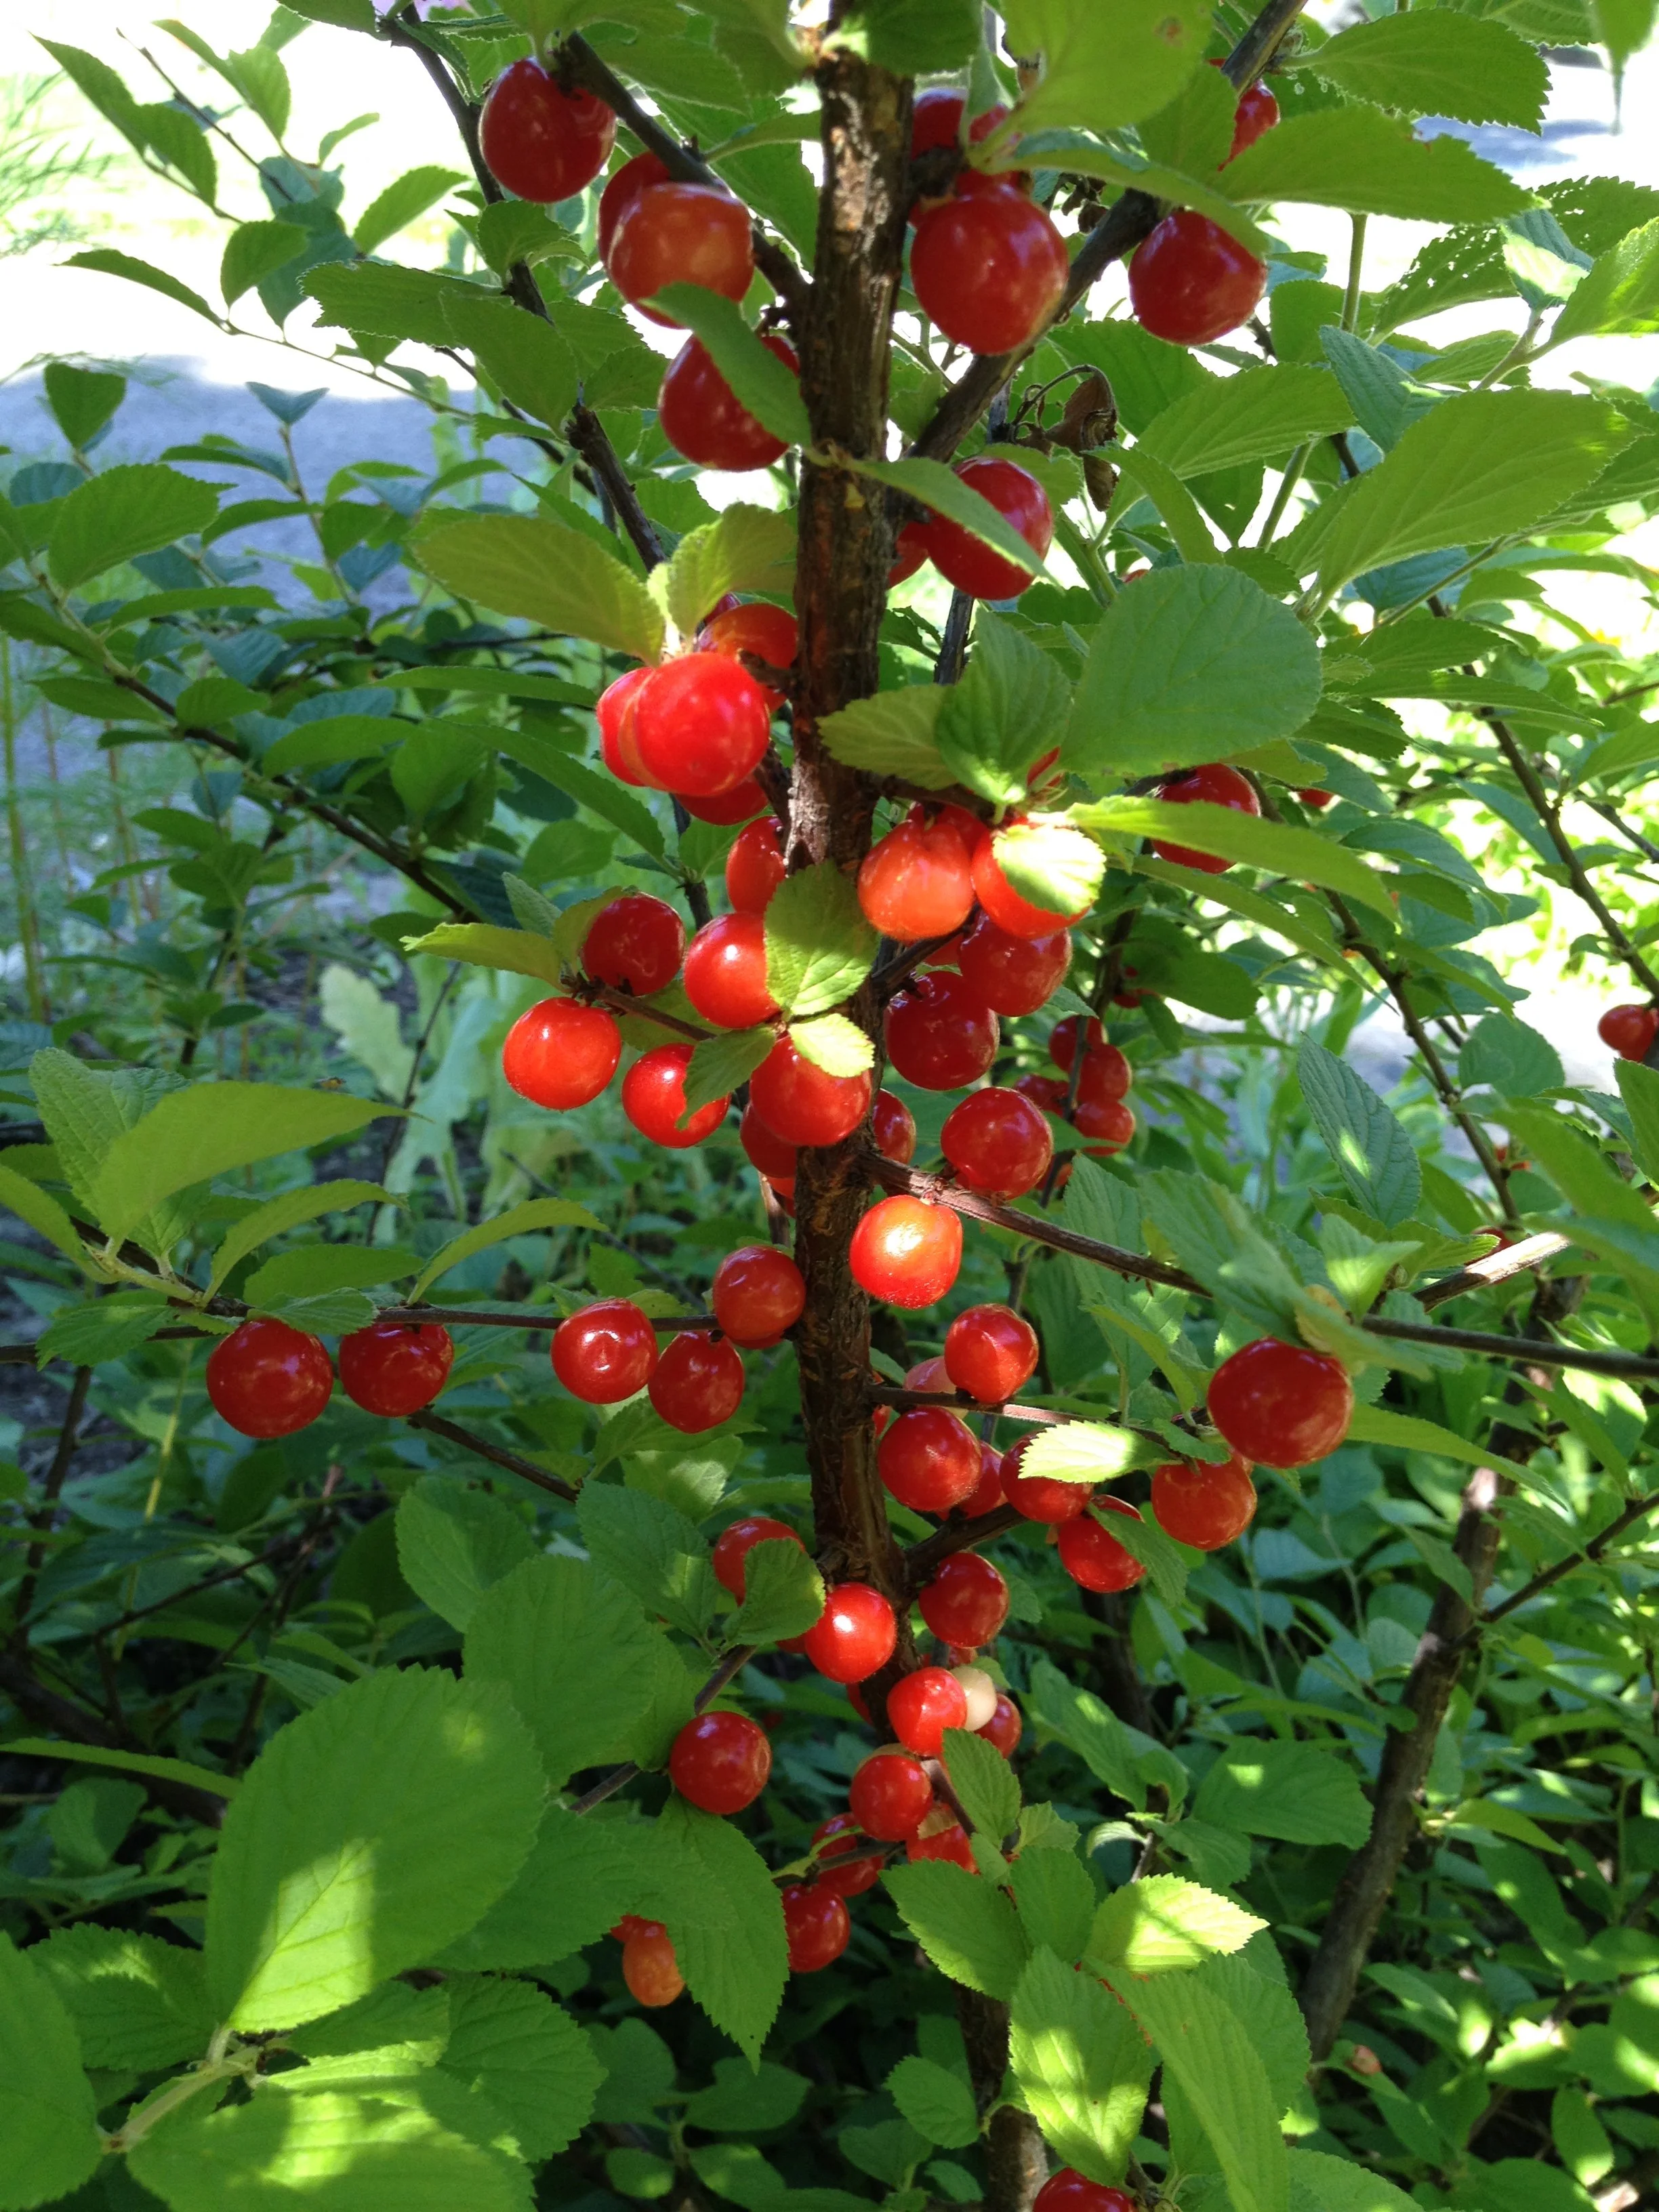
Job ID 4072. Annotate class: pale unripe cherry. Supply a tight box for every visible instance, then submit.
[950,1664,1000,1733]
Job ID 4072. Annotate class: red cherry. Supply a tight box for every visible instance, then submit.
[1599,1004,1658,1059]
[622,1042,729,1148]
[886,1666,970,1757]
[1129,209,1268,346]
[850,1196,963,1308]
[1150,1452,1258,1549]
[697,603,798,714]
[1057,1497,1147,1592]
[649,1330,745,1433]
[912,181,1069,356]
[609,1914,656,1942]
[609,182,754,325]
[917,1552,1008,1647]
[970,826,1088,938]
[962,1441,1005,1518]
[749,1037,872,1147]
[726,816,787,913]
[677,777,767,826]
[479,61,615,203]
[633,653,771,798]
[1076,1046,1132,1106]
[910,88,1010,158]
[1208,61,1280,162]
[205,1318,332,1439]
[552,1298,658,1404]
[858,816,976,941]
[849,1750,934,1841]
[907,1810,978,1868]
[659,334,798,471]
[800,1582,897,1683]
[941,1088,1054,1198]
[1002,1433,1090,1523]
[873,1088,918,1164]
[739,1100,798,1186]
[1049,1015,1101,1072]
[583,893,684,996]
[813,1812,883,1898]
[781,1881,851,1972]
[682,912,779,1029]
[884,972,1000,1090]
[1015,1072,1069,1115]
[712,1515,802,1601]
[888,525,928,588]
[337,1319,453,1416]
[1073,1097,1135,1158]
[905,1353,950,1394]
[597,665,655,786]
[1208,1337,1353,1467]
[621,1926,683,2006]
[977,1694,1022,1758]
[879,1407,983,1514]
[598,149,670,262]
[1033,2171,1136,2212]
[712,1246,806,1347]
[501,996,621,1109]
[914,455,1052,602]
[958,914,1070,1015]
[945,1305,1039,1405]
[1297,785,1333,811]
[1150,761,1261,873]
[669,1708,771,1814]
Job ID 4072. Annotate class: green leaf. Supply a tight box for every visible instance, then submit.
[728,1536,826,1645]
[206,1178,390,1295]
[764,861,878,1017]
[48,463,220,591]
[990,819,1104,919]
[1088,1874,1265,1975]
[1025,1658,1145,1807]
[1010,1850,1096,1966]
[577,1483,718,1640]
[1298,1040,1422,1227]
[221,218,307,306]
[0,1162,93,1278]
[1081,1504,1194,1610]
[244,1243,418,1308]
[1296,11,1548,129]
[1137,54,1236,179]
[1287,2150,1425,2212]
[409,1195,603,1303]
[650,287,809,449]
[31,1926,211,2071]
[884,1861,1031,1999]
[304,261,488,348]
[655,1799,789,2064]
[1015,1422,1160,1486]
[1553,217,1659,343]
[443,291,579,433]
[404,920,565,993]
[848,456,1050,582]
[1103,1969,1287,2212]
[1000,0,1213,132]
[1140,1169,1305,1337]
[1139,365,1355,480]
[1222,104,1533,222]
[66,247,219,324]
[432,1805,647,1971]
[0,1738,238,1800]
[684,1027,774,1118]
[1065,565,1322,782]
[789,1011,876,1076]
[440,1977,602,2159]
[419,514,664,662]
[855,0,978,70]
[943,1725,1021,1845]
[274,0,375,24]
[1345,1402,1542,1492]
[36,1292,173,1369]
[464,1555,661,1788]
[43,363,125,450]
[886,2055,979,2150]
[1615,1060,1659,1184]
[937,611,1071,806]
[396,1477,537,1633]
[496,727,668,861]
[661,504,796,640]
[817,686,955,789]
[1010,1946,1153,2184]
[354,164,466,255]
[1457,1013,1564,1098]
[686,2057,809,2133]
[1080,796,1391,915]
[0,1935,102,2211]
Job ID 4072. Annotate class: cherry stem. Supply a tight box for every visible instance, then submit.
[403,1410,578,1501]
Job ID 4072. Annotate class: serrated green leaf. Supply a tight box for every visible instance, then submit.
[651,287,809,448]
[788,1011,875,1076]
[409,1195,604,1303]
[728,1536,825,1645]
[943,1725,1021,1845]
[1553,218,1659,342]
[683,1027,774,1118]
[1026,1658,1145,1805]
[1080,795,1389,914]
[32,1926,211,2073]
[1009,1850,1095,1967]
[1017,1422,1161,1486]
[1088,1874,1265,1975]
[439,1975,602,2159]
[818,686,956,788]
[433,1805,647,1971]
[764,862,878,1017]
[244,1242,418,1308]
[850,455,1050,581]
[577,1483,718,1640]
[1223,104,1534,221]
[35,1292,174,1370]
[1000,0,1212,132]
[396,1477,537,1634]
[884,1861,1030,1999]
[661,504,797,640]
[1298,1040,1422,1227]
[1103,1970,1286,2212]
[66,247,219,324]
[0,1162,94,1278]
[443,290,579,434]
[1456,1013,1564,1099]
[207,1179,391,1296]
[1195,1742,1373,1848]
[0,1935,102,2211]
[419,513,663,662]
[655,1799,789,2064]
[937,611,1071,806]
[1615,1059,1659,1184]
[1010,1946,1153,2184]
[48,464,220,591]
[355,165,467,256]
[1139,366,1356,480]
[1295,10,1548,129]
[221,218,307,307]
[886,2053,979,2150]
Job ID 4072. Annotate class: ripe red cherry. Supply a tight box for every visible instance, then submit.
[850,1196,963,1308]
[726,816,786,913]
[622,1042,729,1149]
[597,665,655,786]
[1050,1015,1103,1075]
[1298,785,1333,810]
[712,1515,802,1600]
[479,62,615,203]
[850,1750,934,1841]
[678,777,767,826]
[781,1881,851,1973]
[1151,1452,1258,1549]
[858,815,976,940]
[739,1101,798,1187]
[621,1926,683,2006]
[583,893,684,996]
[610,1914,655,1943]
[958,914,1070,1015]
[669,1708,771,1815]
[501,997,621,1110]
[977,1694,1023,1757]
[970,826,1088,938]
[1129,209,1268,346]
[633,653,772,798]
[905,1353,949,1394]
[800,1582,897,1682]
[962,1441,1005,1518]
[888,524,928,587]
[337,1319,453,1416]
[598,149,670,262]
[660,333,800,473]
[885,972,999,1090]
[682,912,779,1029]
[1033,2171,1136,2212]
[1209,60,1280,162]
[712,1246,806,1347]
[915,455,1052,602]
[749,1038,872,1147]
[941,1088,1054,1198]
[649,1330,745,1433]
[910,88,1010,157]
[945,1305,1039,1405]
[1151,761,1261,873]
[1015,1072,1068,1115]
[1599,1004,1658,1059]
[1076,1045,1132,1106]
[879,1408,982,1514]
[1057,1497,1147,1593]
[918,1551,1008,1647]
[1073,1097,1135,1158]
[907,1811,977,1868]
[697,603,799,714]
[886,1666,970,1758]
[1208,1337,1353,1467]
[1002,1434,1090,1523]
[206,1318,332,1439]
[609,182,754,325]
[912,180,1069,356]
[813,1812,883,1898]
[552,1298,658,1404]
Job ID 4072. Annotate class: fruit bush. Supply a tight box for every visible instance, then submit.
[3,1,1659,2209]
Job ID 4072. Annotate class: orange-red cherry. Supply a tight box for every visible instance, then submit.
[1129,209,1267,346]
[622,1042,730,1148]
[858,815,977,941]
[659,334,798,471]
[669,1708,771,1814]
[1600,1004,1658,1059]
[850,1195,963,1307]
[945,1305,1039,1404]
[915,455,1052,601]
[501,997,621,1109]
[977,1693,1023,1757]
[941,1088,1054,1197]
[885,972,999,1090]
[583,893,684,997]
[552,1298,658,1404]
[727,816,787,913]
[649,1330,745,1433]
[1002,1433,1090,1523]
[800,1582,897,1682]
[682,912,779,1029]
[712,1246,806,1347]
[850,1750,934,1840]
[970,825,1089,937]
[608,180,754,325]
[879,1407,982,1514]
[1057,1497,1147,1591]
[781,1881,851,1972]
[621,1926,683,2005]
[749,1038,872,1147]
[1208,1337,1353,1467]
[911,180,1068,356]
[337,1319,453,1416]
[712,1515,803,1599]
[598,149,670,261]
[886,1666,970,1758]
[1150,761,1261,874]
[1150,1452,1258,1549]
[917,1552,1008,1647]
[958,914,1070,1015]
[479,62,615,203]
[813,1812,883,1898]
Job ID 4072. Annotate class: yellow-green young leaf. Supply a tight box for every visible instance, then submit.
[849,456,1050,581]
[1010,1946,1153,2184]
[727,1536,825,1646]
[884,1861,1031,1999]
[1286,2151,1423,2212]
[1080,796,1391,914]
[653,1801,789,2066]
[764,861,878,1017]
[207,1178,392,1295]
[220,218,307,306]
[1137,365,1356,480]
[788,1012,875,1076]
[661,504,797,640]
[1223,104,1532,221]
[1553,217,1659,343]
[1018,1422,1161,1486]
[66,247,219,324]
[1088,1875,1265,1976]
[0,1163,95,1277]
[48,464,221,591]
[1104,1969,1287,2212]
[443,291,579,432]
[0,1935,103,2209]
[418,513,664,663]
[205,1667,544,2032]
[989,819,1104,920]
[354,164,466,255]
[403,920,566,991]
[1194,1741,1373,1848]
[651,287,810,448]
[1000,0,1212,131]
[818,686,956,788]
[31,1927,212,2072]
[1295,9,1548,129]
[409,1196,604,1302]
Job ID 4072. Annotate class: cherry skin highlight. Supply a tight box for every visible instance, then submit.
[622,1043,730,1149]
[337,1319,453,1416]
[1150,761,1261,873]
[850,1750,934,1841]
[682,912,779,1029]
[800,1582,897,1683]
[1151,1452,1258,1549]
[633,653,772,798]
[941,1087,1054,1198]
[608,181,754,325]
[977,1693,1023,1757]
[712,1515,802,1600]
[813,1812,884,1898]
[1057,1497,1147,1593]
[915,455,1052,602]
[712,1245,806,1347]
[884,972,999,1090]
[917,1551,1008,1647]
[886,1666,970,1758]
[911,180,1069,356]
[501,997,621,1110]
[206,1319,333,1439]
[958,913,1070,1015]
[1208,1337,1354,1467]
[649,1330,745,1433]
[781,1881,851,1972]
[621,1927,683,2006]
[552,1298,658,1404]
[726,816,786,913]
[1075,1043,1132,1106]
[596,665,655,787]
[479,62,615,203]
[659,334,798,472]
[963,1441,1006,1518]
[1129,209,1268,346]
[597,148,669,262]
[879,1407,983,1514]
[1033,2171,1136,2212]
[971,825,1090,937]
[669,1709,771,1814]
[850,1195,964,1308]
[1002,1433,1090,1523]
[858,815,976,941]
[1599,1003,1658,1059]
[749,1037,872,1147]
[582,893,684,997]
[945,1304,1040,1405]
[739,1100,798,1186]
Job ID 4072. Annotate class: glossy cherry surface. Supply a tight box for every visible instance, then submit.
[907,1813,977,1868]
[944,1304,1040,1404]
[1075,1043,1132,1105]
[632,653,771,798]
[501,996,621,1110]
[958,913,1070,1015]
[712,1514,802,1600]
[884,972,999,1090]
[677,776,767,826]
[1130,208,1268,346]
[582,893,684,996]
[596,665,655,786]
[669,1708,771,1814]
[206,1319,333,1439]
[1033,2171,1136,2212]
[726,816,787,912]
[849,1750,934,1841]
[608,181,754,324]
[621,1927,683,2006]
[1599,1003,1658,1059]
[850,1195,963,1308]
[337,1319,453,1416]
[1225,73,1279,160]
[659,333,798,470]
[739,1100,798,1185]
[622,1042,729,1149]
[858,815,976,941]
[873,1088,917,1163]
[886,1666,970,1758]
[977,1693,1023,1757]
[1208,1337,1353,1467]
[941,1087,1054,1198]
[648,1330,745,1433]
[749,1038,872,1147]
[1150,760,1261,873]
[813,1812,884,1898]
[800,1582,897,1682]
[971,825,1088,937]
[878,1407,982,1514]
[1073,1095,1135,1157]
[682,912,779,1029]
[697,602,798,713]
[1057,1497,1147,1593]
[712,1245,806,1347]
[597,148,669,261]
[781,1881,851,1972]
[1150,1451,1258,1549]
[552,1298,658,1404]
[916,455,1052,601]
[909,87,1009,157]
[912,180,1069,355]
[1002,1433,1090,1523]
[917,1551,1008,1647]
[479,62,615,203]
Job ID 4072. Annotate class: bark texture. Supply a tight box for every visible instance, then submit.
[956,1986,1049,2212]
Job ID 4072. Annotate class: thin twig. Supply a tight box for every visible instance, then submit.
[13,1366,92,1631]
[404,1409,578,1500]
[1470,1488,1659,1636]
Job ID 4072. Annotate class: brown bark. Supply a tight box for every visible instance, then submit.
[956,1986,1049,2212]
